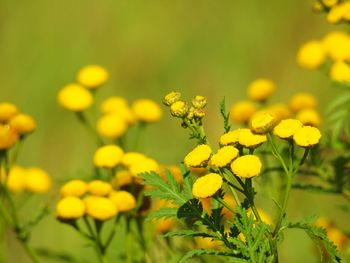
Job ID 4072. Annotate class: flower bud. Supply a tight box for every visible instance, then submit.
[163,92,181,106]
[194,108,205,119]
[192,95,207,109]
[170,101,188,118]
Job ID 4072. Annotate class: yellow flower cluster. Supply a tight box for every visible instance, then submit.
[298,31,350,82]
[229,79,321,127]
[56,179,136,221]
[6,166,51,193]
[274,118,322,147]
[0,102,37,150]
[219,128,267,148]
[314,0,350,24]
[184,144,212,168]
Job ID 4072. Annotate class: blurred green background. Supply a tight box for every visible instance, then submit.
[1,0,349,262]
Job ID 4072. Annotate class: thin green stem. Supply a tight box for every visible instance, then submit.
[21,241,41,263]
[76,112,103,146]
[133,122,146,151]
[214,196,236,215]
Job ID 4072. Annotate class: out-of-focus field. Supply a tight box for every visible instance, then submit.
[0,0,348,262]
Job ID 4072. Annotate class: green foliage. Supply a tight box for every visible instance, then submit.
[220,97,231,133]
[287,219,342,263]
[179,249,240,263]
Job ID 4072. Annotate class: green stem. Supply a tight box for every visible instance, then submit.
[76,112,103,146]
[214,196,236,215]
[221,170,242,206]
[21,241,41,263]
[133,122,146,151]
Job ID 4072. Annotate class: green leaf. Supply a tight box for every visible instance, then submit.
[220,97,231,133]
[177,198,203,225]
[163,230,216,239]
[141,171,187,206]
[326,92,350,115]
[287,221,342,262]
[146,207,178,220]
[179,249,240,263]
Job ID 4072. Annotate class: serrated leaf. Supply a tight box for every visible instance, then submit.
[179,249,239,263]
[146,207,178,221]
[287,221,342,262]
[177,198,203,225]
[163,230,215,239]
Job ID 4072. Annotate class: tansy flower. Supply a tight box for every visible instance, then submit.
[219,129,243,146]
[314,217,332,230]
[330,61,350,82]
[57,84,93,112]
[24,168,51,193]
[192,173,223,199]
[129,157,159,177]
[297,40,326,69]
[296,109,322,127]
[289,93,317,112]
[6,166,25,193]
[86,197,117,221]
[231,155,262,178]
[293,126,321,147]
[60,180,88,197]
[247,78,276,102]
[327,2,350,24]
[250,112,276,134]
[121,152,148,167]
[327,228,348,250]
[191,95,207,109]
[96,113,128,139]
[111,170,133,188]
[100,97,135,124]
[155,218,175,234]
[322,0,338,8]
[0,125,18,149]
[266,103,292,122]
[195,237,222,250]
[0,103,18,122]
[163,91,181,106]
[109,191,136,212]
[9,114,36,135]
[88,180,112,196]
[77,65,108,89]
[210,146,239,168]
[230,101,257,124]
[273,119,303,139]
[131,99,162,123]
[238,129,267,148]
[323,31,350,61]
[170,101,188,118]
[56,197,86,220]
[93,144,124,168]
[184,144,212,168]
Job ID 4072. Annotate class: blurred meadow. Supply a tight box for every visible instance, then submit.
[1,0,349,262]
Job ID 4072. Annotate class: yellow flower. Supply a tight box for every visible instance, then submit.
[219,129,243,146]
[192,173,223,199]
[77,65,108,89]
[191,95,207,109]
[6,166,25,193]
[0,103,18,122]
[323,31,350,61]
[296,109,322,127]
[273,119,303,139]
[170,101,188,118]
[266,103,292,122]
[111,170,133,188]
[314,217,332,230]
[131,99,162,123]
[238,129,267,148]
[288,93,317,112]
[210,146,239,168]
[57,84,93,112]
[250,112,276,134]
[56,197,86,220]
[230,101,257,124]
[0,125,18,150]
[121,152,148,167]
[109,191,136,212]
[163,91,181,106]
[93,144,124,168]
[184,144,212,168]
[222,195,237,220]
[330,61,350,82]
[155,218,175,234]
[247,78,276,102]
[293,126,322,147]
[100,97,135,124]
[9,114,36,135]
[231,155,262,178]
[297,40,326,69]
[322,0,338,8]
[129,157,159,177]
[96,113,128,139]
[60,180,88,197]
[327,228,348,249]
[24,167,51,193]
[195,237,222,250]
[160,165,183,184]
[327,2,350,24]
[86,197,117,221]
[88,180,112,196]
